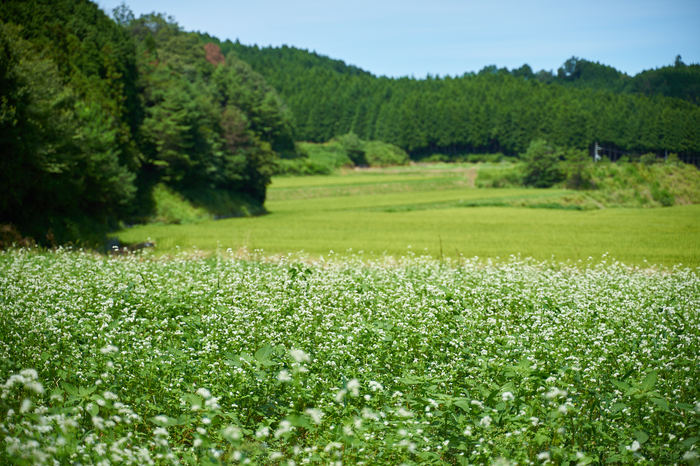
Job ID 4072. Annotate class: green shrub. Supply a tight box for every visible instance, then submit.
[640,153,659,165]
[564,149,595,190]
[364,141,409,166]
[335,133,367,166]
[521,139,565,187]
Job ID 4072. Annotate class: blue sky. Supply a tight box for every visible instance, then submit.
[96,0,700,78]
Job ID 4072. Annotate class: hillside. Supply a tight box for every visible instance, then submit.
[224,42,700,158]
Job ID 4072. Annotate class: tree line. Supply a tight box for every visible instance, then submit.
[0,0,294,244]
[227,43,700,158]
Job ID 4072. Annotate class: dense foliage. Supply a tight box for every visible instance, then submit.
[0,1,293,243]
[0,1,141,243]
[229,44,700,158]
[1,250,698,464]
[276,134,409,175]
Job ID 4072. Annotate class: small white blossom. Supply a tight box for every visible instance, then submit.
[100,345,118,354]
[223,425,242,441]
[196,388,212,399]
[347,379,360,397]
[626,440,641,452]
[305,408,323,425]
[290,349,310,363]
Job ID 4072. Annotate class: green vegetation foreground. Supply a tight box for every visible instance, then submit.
[118,165,700,267]
[1,250,698,463]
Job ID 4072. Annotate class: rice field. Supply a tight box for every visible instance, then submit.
[1,249,698,464]
[116,165,700,267]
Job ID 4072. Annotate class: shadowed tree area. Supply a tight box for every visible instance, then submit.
[0,1,296,245]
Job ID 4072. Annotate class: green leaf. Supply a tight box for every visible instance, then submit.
[453,399,472,412]
[78,386,96,398]
[287,414,312,429]
[634,430,649,444]
[650,397,669,411]
[255,344,274,363]
[611,380,630,392]
[611,403,627,413]
[640,371,657,391]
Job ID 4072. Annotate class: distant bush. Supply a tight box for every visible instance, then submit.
[522,139,566,188]
[364,141,409,166]
[640,152,659,165]
[564,149,595,190]
[274,158,334,176]
[335,133,368,166]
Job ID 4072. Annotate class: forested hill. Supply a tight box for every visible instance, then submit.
[0,0,294,244]
[225,42,700,157]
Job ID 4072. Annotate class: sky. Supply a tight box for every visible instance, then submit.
[96,0,700,78]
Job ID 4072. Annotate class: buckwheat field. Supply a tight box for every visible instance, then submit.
[1,249,698,465]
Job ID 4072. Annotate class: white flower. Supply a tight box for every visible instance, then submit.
[626,440,641,452]
[396,407,413,417]
[100,345,118,354]
[92,416,105,430]
[324,442,342,452]
[480,415,492,427]
[502,391,514,401]
[20,369,38,379]
[153,415,169,424]
[103,391,118,400]
[255,426,270,438]
[277,370,292,382]
[274,420,293,438]
[369,380,383,391]
[20,399,31,413]
[361,408,379,421]
[537,451,550,461]
[545,387,567,400]
[223,425,242,441]
[193,438,202,448]
[195,388,212,399]
[347,379,360,397]
[290,349,310,363]
[305,408,323,425]
[463,426,472,436]
[471,400,483,408]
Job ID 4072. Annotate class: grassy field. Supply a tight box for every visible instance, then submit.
[117,164,700,266]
